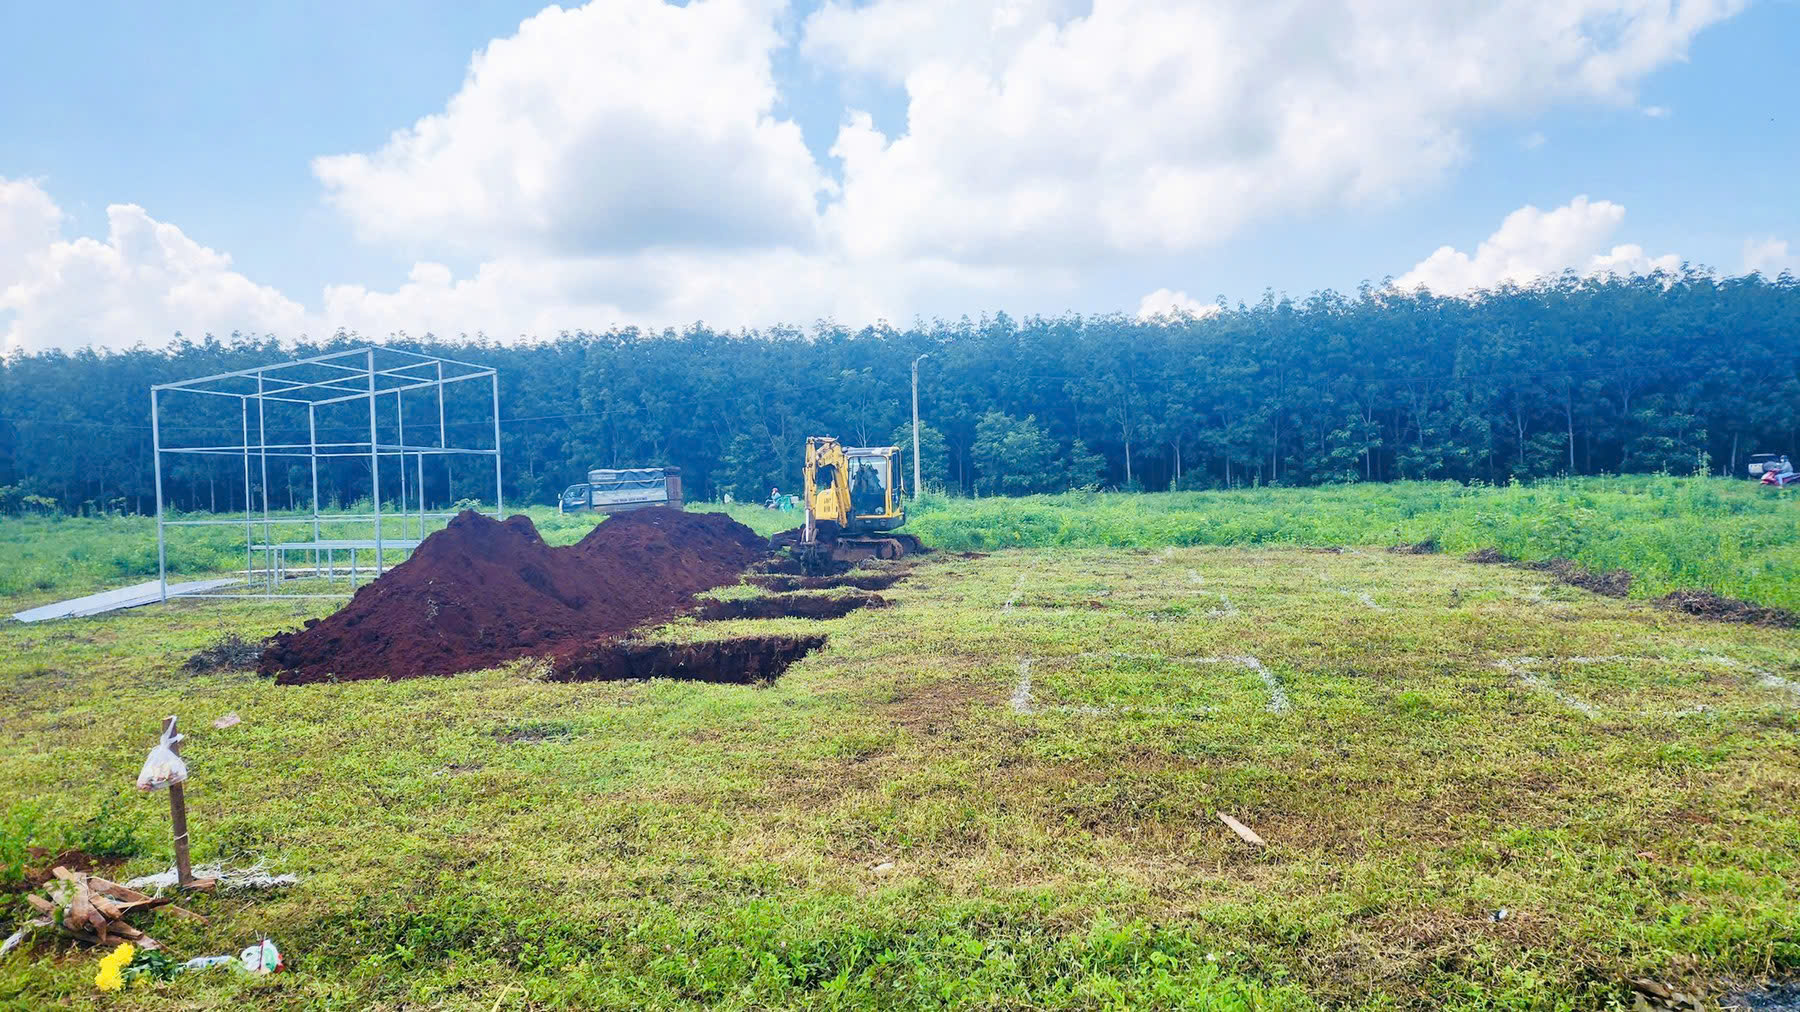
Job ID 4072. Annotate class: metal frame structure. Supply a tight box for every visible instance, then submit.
[150,347,502,601]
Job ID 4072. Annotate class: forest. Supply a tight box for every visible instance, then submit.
[1,269,1796,515]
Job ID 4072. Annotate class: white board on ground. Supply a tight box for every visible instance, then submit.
[12,578,240,623]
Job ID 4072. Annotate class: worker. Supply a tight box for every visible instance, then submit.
[765,486,781,509]
[851,463,881,514]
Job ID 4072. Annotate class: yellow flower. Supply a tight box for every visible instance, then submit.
[94,943,134,992]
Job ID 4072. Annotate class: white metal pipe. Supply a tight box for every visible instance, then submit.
[368,350,384,575]
[151,389,167,602]
[491,371,503,518]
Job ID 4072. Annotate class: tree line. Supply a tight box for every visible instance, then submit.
[2,269,1796,516]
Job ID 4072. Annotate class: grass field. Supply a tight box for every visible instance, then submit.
[3,536,1798,1008]
[6,476,1796,610]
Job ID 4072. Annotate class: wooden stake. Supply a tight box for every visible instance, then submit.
[161,716,194,888]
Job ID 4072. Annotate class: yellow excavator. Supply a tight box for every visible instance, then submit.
[771,436,922,569]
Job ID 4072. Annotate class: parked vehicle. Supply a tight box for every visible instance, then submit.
[1747,453,1792,479]
[558,467,683,514]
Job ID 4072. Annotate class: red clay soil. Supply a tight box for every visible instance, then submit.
[550,634,827,684]
[259,508,767,684]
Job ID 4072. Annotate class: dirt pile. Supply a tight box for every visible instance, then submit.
[1466,548,1634,597]
[1656,589,1799,627]
[1526,558,1632,598]
[259,508,767,684]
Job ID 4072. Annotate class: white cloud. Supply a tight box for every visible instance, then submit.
[0,178,65,290]
[1522,131,1548,150]
[808,0,1743,264]
[1,181,307,354]
[312,0,826,255]
[4,1,1756,350]
[1742,237,1795,277]
[1393,195,1682,294]
[1135,288,1219,320]
[1641,104,1671,117]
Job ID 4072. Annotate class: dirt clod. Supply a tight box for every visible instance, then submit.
[697,593,887,621]
[1387,539,1438,555]
[1656,589,1799,627]
[1465,547,1515,564]
[1526,558,1632,597]
[260,508,767,684]
[184,633,266,673]
[550,634,826,683]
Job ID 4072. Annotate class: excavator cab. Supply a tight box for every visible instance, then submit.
[846,447,900,523]
[778,436,920,569]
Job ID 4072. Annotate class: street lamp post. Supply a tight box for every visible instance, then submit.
[911,353,929,500]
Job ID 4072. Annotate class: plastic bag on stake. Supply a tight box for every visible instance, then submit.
[135,723,187,791]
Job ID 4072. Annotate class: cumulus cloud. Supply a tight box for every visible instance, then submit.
[1,180,307,354]
[1393,196,1682,294]
[5,0,1755,350]
[1135,288,1219,320]
[312,0,826,255]
[1742,237,1795,277]
[808,0,1743,264]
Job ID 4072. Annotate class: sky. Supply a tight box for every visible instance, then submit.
[2,0,1797,354]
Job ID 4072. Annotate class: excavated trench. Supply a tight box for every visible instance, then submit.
[550,634,827,684]
[696,592,887,621]
[748,572,907,592]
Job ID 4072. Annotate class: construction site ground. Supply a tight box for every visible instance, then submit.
[3,542,1798,1009]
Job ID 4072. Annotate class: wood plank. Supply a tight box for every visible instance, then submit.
[88,877,157,904]
[1218,812,1266,847]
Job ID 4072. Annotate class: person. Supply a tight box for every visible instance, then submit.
[851,463,882,514]
[765,486,781,509]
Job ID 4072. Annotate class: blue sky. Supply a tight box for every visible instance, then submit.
[2,0,1796,352]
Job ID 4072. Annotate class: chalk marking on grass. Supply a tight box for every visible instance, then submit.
[1758,674,1800,696]
[1011,652,1230,717]
[1498,655,1650,717]
[1010,657,1035,713]
[1695,653,1799,703]
[1335,588,1387,612]
[1189,655,1289,714]
[1001,571,1031,614]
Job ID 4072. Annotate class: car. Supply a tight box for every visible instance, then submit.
[1747,453,1792,479]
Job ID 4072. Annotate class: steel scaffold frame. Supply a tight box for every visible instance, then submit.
[150,347,503,601]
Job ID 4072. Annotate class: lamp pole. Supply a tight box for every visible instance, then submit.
[911,353,929,500]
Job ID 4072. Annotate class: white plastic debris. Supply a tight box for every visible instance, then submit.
[211,712,241,730]
[135,724,188,792]
[181,939,283,975]
[125,861,297,894]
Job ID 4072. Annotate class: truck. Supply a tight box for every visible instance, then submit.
[558,467,683,514]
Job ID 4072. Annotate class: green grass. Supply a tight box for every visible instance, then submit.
[2,545,1798,1008]
[905,475,1800,609]
[9,476,1792,611]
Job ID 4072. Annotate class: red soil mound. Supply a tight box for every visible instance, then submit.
[259,508,767,684]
